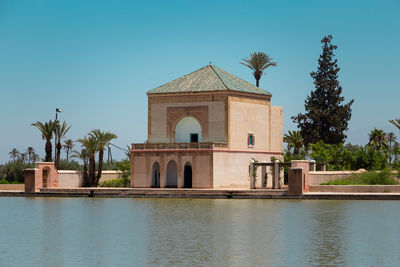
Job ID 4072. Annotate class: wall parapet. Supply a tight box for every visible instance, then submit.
[132,142,228,150]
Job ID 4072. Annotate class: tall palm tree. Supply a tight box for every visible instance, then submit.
[283,130,303,155]
[32,152,40,163]
[71,149,89,187]
[387,132,397,165]
[368,128,388,151]
[31,120,56,162]
[19,153,27,163]
[240,52,277,87]
[26,147,35,163]
[63,139,74,163]
[54,121,71,169]
[89,129,117,185]
[390,118,400,132]
[8,148,20,162]
[77,136,98,187]
[393,142,400,163]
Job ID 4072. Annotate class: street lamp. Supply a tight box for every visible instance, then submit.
[54,108,62,165]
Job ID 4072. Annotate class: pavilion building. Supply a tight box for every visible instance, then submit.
[130,64,283,188]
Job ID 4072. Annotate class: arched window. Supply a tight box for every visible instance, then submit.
[175,117,202,143]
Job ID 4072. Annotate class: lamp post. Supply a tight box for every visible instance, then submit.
[54,108,61,165]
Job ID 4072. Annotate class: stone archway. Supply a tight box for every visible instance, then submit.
[42,167,50,188]
[165,160,178,188]
[151,162,160,188]
[184,163,192,188]
[174,116,202,143]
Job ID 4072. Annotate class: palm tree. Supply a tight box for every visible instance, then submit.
[77,136,98,187]
[19,153,27,163]
[8,148,20,162]
[54,121,71,169]
[32,152,40,163]
[368,128,388,151]
[26,147,35,163]
[71,149,89,187]
[393,142,400,163]
[89,129,117,185]
[240,52,277,87]
[390,118,400,132]
[283,131,303,155]
[31,120,56,162]
[63,139,74,163]
[387,132,397,165]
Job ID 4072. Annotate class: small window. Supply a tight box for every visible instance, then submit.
[190,133,199,143]
[248,133,255,147]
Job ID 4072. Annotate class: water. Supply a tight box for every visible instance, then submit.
[1,198,400,266]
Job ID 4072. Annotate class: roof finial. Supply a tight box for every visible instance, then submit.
[209,61,211,65]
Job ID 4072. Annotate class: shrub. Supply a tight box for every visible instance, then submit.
[321,169,398,185]
[0,179,10,184]
[99,177,130,187]
[0,161,33,183]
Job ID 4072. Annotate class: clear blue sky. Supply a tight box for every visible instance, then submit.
[0,0,399,163]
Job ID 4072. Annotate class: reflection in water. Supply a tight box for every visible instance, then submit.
[1,198,400,266]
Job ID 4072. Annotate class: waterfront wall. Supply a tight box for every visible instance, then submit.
[0,184,24,190]
[310,185,400,193]
[58,170,123,188]
[309,170,365,185]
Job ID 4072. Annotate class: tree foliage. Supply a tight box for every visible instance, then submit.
[292,35,354,146]
[240,52,277,87]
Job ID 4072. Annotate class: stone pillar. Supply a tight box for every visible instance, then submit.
[273,162,280,189]
[249,162,255,189]
[24,168,37,193]
[290,160,309,193]
[177,157,183,188]
[288,168,304,196]
[261,165,266,188]
[130,152,134,187]
[321,164,326,171]
[310,160,316,172]
[160,158,165,188]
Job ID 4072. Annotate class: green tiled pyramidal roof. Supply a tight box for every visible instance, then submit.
[147,65,271,96]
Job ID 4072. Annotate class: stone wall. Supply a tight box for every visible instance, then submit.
[310,185,400,193]
[58,170,122,188]
[309,170,365,185]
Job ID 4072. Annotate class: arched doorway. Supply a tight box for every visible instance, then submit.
[151,162,160,188]
[184,164,192,188]
[166,160,178,188]
[42,168,49,188]
[175,117,202,143]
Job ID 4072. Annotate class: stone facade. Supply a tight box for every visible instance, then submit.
[131,65,284,189]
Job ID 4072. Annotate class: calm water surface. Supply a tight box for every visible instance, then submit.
[1,197,400,266]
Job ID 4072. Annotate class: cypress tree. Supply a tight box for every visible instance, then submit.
[292,35,354,146]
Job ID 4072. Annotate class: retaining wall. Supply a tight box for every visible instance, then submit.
[310,185,400,193]
[0,184,24,190]
[58,170,123,188]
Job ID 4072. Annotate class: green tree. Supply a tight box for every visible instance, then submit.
[54,121,71,169]
[8,148,20,162]
[240,52,277,87]
[71,149,89,186]
[26,147,35,163]
[63,139,74,163]
[77,136,98,187]
[31,120,56,162]
[283,130,303,155]
[387,132,397,165]
[390,118,400,132]
[89,129,117,186]
[292,35,354,146]
[368,128,388,151]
